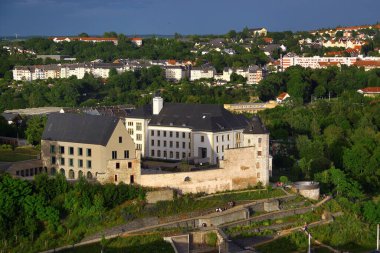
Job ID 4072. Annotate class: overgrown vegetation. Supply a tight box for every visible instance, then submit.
[0,174,146,253]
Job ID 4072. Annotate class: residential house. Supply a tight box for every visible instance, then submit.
[276,92,290,103]
[357,87,380,97]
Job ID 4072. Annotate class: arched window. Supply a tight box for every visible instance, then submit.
[78,170,83,178]
[87,171,93,179]
[69,169,75,179]
[60,168,65,176]
[51,167,56,175]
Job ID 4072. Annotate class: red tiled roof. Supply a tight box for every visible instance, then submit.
[167,59,177,65]
[354,61,380,67]
[358,87,380,93]
[263,37,273,43]
[131,38,143,41]
[277,92,289,100]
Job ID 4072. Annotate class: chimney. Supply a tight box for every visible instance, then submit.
[153,97,163,115]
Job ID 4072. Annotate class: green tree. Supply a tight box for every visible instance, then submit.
[25,116,47,146]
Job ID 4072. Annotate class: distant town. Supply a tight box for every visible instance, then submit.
[1,23,380,253]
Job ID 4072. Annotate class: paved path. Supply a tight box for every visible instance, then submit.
[39,194,319,253]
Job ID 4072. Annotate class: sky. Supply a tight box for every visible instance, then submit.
[0,0,379,37]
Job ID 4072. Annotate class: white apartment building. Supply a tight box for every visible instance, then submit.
[164,66,188,82]
[281,56,358,70]
[190,67,216,81]
[247,66,264,84]
[126,97,271,166]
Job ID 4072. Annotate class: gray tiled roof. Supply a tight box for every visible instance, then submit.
[149,103,250,132]
[243,116,269,134]
[42,113,119,146]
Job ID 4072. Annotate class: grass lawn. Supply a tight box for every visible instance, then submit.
[60,233,174,253]
[0,146,40,162]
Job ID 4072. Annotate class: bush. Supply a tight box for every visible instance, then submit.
[205,232,218,247]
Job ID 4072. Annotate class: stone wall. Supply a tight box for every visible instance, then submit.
[139,146,269,194]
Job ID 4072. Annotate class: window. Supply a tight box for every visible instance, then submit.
[157,130,160,137]
[176,142,179,148]
[170,151,173,158]
[189,133,191,138]
[116,163,120,169]
[163,131,167,137]
[136,134,142,141]
[258,138,262,147]
[157,140,161,147]
[228,134,230,141]
[157,150,161,157]
[59,146,65,154]
[112,151,117,159]
[222,135,224,141]
[50,145,55,154]
[151,150,155,156]
[60,157,65,166]
[87,148,92,157]
[170,141,173,148]
[217,146,219,153]
[164,141,167,147]
[216,136,219,142]
[78,159,83,168]
[176,152,179,159]
[201,136,205,142]
[136,144,142,150]
[151,130,154,136]
[176,132,179,138]
[115,174,118,182]
[128,162,132,168]
[182,152,186,159]
[170,131,173,137]
[78,147,83,156]
[248,139,251,144]
[128,122,133,126]
[51,156,56,164]
[69,147,74,155]
[227,144,230,149]
[257,151,262,156]
[222,146,224,152]
[136,122,142,131]
[182,132,185,138]
[128,128,134,135]
[182,142,185,149]
[119,136,123,143]
[69,158,73,167]
[124,150,129,159]
[256,162,260,169]
[151,139,154,146]
[87,160,92,168]
[164,151,167,158]
[130,175,134,184]
[189,142,191,148]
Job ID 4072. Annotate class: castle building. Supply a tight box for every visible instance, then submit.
[41,113,140,183]
[126,97,272,167]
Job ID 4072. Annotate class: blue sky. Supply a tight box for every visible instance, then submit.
[0,0,379,36]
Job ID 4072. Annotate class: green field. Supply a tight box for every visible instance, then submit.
[60,233,174,253]
[0,146,40,162]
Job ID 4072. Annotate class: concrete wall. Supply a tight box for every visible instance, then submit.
[198,208,249,227]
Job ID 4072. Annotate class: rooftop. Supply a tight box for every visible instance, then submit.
[42,113,120,146]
